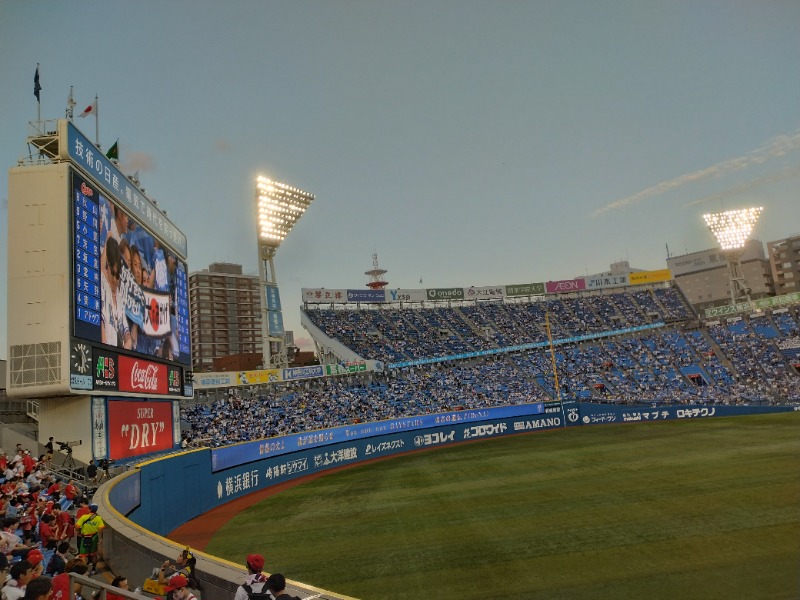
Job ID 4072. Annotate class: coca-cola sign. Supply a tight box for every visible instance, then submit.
[118,355,168,395]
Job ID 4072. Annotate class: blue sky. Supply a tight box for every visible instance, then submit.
[2,1,799,356]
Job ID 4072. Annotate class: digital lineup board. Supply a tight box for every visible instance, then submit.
[70,168,191,396]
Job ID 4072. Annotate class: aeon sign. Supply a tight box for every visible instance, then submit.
[117,355,168,395]
[545,278,587,294]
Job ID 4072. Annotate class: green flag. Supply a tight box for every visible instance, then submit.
[106,140,119,160]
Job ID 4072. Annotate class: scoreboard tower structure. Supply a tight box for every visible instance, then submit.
[6,119,192,465]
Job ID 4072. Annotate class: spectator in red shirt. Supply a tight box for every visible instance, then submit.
[58,481,78,512]
[45,480,62,503]
[52,560,89,600]
[106,576,130,600]
[39,514,57,550]
[21,452,35,476]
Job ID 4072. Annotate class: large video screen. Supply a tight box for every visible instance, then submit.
[72,170,191,366]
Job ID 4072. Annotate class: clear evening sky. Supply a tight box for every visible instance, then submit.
[1,1,799,356]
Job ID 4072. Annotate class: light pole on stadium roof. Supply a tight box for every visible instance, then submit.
[255,175,315,369]
[702,207,763,306]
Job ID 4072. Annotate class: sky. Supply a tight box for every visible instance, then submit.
[1,1,799,358]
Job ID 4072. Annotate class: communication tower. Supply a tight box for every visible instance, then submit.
[365,252,389,290]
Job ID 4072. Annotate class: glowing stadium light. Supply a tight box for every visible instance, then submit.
[254,175,315,368]
[256,175,315,251]
[702,207,763,251]
[701,207,763,306]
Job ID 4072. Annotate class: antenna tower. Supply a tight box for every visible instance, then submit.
[365,252,389,290]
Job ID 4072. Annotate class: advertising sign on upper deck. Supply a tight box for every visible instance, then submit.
[386,288,427,303]
[302,288,347,304]
[426,288,465,301]
[465,286,504,300]
[585,274,629,290]
[505,282,545,297]
[545,278,586,294]
[346,289,386,303]
[629,269,672,285]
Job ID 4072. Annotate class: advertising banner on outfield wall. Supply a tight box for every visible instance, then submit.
[505,282,546,297]
[545,278,587,294]
[302,288,347,304]
[465,286,505,300]
[585,274,630,290]
[211,402,547,471]
[577,402,796,425]
[629,269,673,285]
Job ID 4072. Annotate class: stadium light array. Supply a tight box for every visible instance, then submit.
[702,206,764,306]
[256,176,315,250]
[702,207,763,251]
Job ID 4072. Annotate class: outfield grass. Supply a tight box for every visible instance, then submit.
[206,413,800,599]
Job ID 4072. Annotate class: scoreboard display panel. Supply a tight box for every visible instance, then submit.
[71,170,190,366]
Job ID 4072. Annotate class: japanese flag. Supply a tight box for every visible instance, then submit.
[79,100,97,118]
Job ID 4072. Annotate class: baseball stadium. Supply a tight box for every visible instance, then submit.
[4,118,800,599]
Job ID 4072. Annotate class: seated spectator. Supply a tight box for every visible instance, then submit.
[51,560,89,600]
[266,574,301,600]
[45,542,71,576]
[22,576,52,600]
[25,550,45,578]
[2,560,35,600]
[103,575,129,600]
[163,574,198,600]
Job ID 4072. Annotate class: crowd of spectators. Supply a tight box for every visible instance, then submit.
[184,291,800,448]
[305,286,693,363]
[0,443,112,600]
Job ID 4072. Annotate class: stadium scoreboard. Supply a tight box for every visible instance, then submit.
[7,120,192,400]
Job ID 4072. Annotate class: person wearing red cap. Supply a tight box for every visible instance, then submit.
[233,554,268,600]
[164,574,197,600]
[25,549,45,577]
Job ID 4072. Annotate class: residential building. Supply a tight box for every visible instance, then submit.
[189,263,263,372]
[767,234,800,296]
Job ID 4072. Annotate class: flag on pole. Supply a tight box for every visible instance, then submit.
[34,65,41,101]
[79,100,97,118]
[106,140,119,160]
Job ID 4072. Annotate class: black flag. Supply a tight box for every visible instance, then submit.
[34,65,42,102]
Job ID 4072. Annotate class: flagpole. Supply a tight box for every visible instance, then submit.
[94,94,99,147]
[67,86,76,121]
[36,63,41,122]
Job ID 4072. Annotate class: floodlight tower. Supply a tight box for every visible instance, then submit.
[255,176,315,368]
[702,207,763,306]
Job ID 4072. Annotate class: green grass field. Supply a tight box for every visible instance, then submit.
[206,413,800,599]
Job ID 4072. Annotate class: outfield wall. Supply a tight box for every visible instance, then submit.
[97,401,798,599]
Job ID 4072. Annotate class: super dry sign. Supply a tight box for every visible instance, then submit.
[107,399,174,459]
